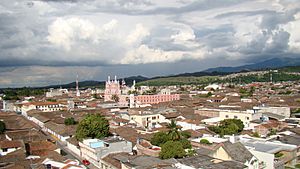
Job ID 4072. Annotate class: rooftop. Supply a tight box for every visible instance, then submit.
[241,139,297,154]
[176,154,247,169]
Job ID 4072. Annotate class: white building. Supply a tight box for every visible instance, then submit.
[79,137,132,168]
[46,88,68,97]
[240,136,298,169]
[253,106,291,118]
[21,102,63,117]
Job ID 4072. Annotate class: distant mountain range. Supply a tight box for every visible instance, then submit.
[204,57,300,73]
[45,75,149,89]
[3,57,299,89]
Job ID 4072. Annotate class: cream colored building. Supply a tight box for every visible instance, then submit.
[21,102,63,116]
[128,111,168,129]
[219,109,261,127]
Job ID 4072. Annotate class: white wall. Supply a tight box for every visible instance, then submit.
[249,150,274,169]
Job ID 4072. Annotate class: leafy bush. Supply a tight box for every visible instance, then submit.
[252,132,260,138]
[200,139,211,145]
[275,152,284,158]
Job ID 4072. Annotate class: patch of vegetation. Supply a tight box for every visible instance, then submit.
[75,114,110,141]
[200,139,211,145]
[295,164,300,168]
[275,152,284,158]
[2,87,45,100]
[208,119,244,137]
[150,120,194,159]
[64,117,77,125]
[137,76,219,86]
[159,141,186,159]
[252,132,260,138]
[292,108,300,114]
[267,129,277,137]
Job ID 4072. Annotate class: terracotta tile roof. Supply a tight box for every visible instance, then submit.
[5,130,47,143]
[0,148,30,168]
[23,101,61,106]
[0,140,23,149]
[0,113,35,130]
[28,141,57,155]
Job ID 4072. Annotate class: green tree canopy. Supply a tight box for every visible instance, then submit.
[150,132,170,146]
[0,121,6,134]
[208,119,244,137]
[64,117,77,125]
[179,138,192,149]
[181,130,191,139]
[75,114,110,141]
[159,141,186,159]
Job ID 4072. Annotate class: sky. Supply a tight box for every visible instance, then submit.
[0,0,300,88]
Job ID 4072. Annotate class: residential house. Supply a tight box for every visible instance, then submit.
[240,138,298,169]
[79,137,132,168]
[21,101,63,117]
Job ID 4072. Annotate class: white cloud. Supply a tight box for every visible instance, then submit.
[126,23,150,45]
[47,17,118,51]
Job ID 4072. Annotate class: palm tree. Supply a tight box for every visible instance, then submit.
[167,119,182,141]
[111,94,119,102]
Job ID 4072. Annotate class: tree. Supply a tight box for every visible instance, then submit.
[64,117,77,125]
[111,94,119,102]
[0,121,6,134]
[208,119,244,137]
[75,114,110,141]
[150,132,170,146]
[181,130,191,139]
[220,119,244,133]
[159,141,186,159]
[167,120,182,141]
[179,138,192,149]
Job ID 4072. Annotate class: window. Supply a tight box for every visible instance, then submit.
[152,116,156,120]
[246,117,250,120]
[2,148,8,152]
[234,116,238,119]
[225,115,229,118]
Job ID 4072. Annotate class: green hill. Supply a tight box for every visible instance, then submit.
[137,76,219,86]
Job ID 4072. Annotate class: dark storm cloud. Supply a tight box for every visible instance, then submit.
[1,0,300,87]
